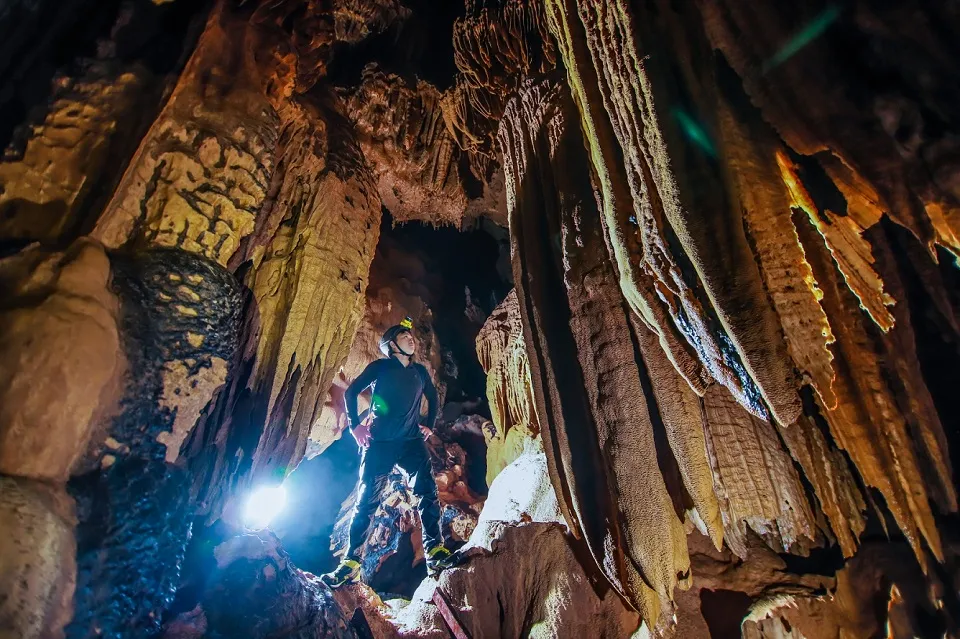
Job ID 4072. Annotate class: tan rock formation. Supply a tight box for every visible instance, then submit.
[501,73,690,620]
[475,289,540,484]
[388,445,639,639]
[537,0,958,613]
[0,239,123,482]
[342,66,469,226]
[0,476,77,639]
[0,64,150,244]
[78,1,390,518]
[1,0,959,636]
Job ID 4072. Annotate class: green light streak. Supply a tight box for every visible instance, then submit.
[763,5,842,73]
[672,109,717,158]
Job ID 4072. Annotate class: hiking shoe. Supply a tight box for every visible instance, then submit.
[425,545,463,576]
[321,558,361,588]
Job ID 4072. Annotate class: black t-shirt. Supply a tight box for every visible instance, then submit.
[344,357,439,441]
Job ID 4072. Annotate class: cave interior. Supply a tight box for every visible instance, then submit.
[1,0,960,638]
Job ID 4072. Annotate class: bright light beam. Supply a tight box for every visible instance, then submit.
[243,484,288,530]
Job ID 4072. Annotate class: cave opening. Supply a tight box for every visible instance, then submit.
[266,210,510,598]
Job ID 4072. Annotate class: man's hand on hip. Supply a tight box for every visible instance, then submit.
[352,420,372,447]
[419,425,434,442]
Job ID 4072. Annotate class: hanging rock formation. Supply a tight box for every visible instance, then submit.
[1,0,960,637]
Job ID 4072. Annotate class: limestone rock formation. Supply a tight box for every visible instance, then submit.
[341,65,469,226]
[1,0,959,636]
[168,531,359,639]
[0,477,77,639]
[475,288,541,485]
[386,445,639,639]
[0,239,123,482]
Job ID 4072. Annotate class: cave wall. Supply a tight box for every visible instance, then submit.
[0,1,406,636]
[470,0,960,631]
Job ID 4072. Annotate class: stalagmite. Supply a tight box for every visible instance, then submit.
[475,290,540,485]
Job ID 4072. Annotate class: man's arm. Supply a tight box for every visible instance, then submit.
[344,360,382,429]
[419,365,439,429]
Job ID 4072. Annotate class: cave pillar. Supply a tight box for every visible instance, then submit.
[499,72,698,623]
[0,239,122,639]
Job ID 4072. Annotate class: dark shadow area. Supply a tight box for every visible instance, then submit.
[326,0,463,90]
[378,212,512,408]
[700,588,753,639]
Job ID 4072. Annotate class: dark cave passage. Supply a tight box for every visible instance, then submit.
[268,213,509,598]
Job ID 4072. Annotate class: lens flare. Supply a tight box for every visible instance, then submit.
[243,484,288,530]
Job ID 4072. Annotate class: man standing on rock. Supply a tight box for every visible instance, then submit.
[322,318,459,588]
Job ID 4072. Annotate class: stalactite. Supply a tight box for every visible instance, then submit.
[776,151,896,331]
[630,318,724,550]
[543,0,711,399]
[546,0,803,428]
[500,73,702,623]
[341,65,468,226]
[700,384,819,558]
[775,413,866,558]
[183,94,381,515]
[698,1,960,259]
[795,209,944,568]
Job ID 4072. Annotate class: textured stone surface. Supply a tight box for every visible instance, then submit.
[1,0,960,637]
[68,246,243,639]
[342,66,468,226]
[0,63,150,243]
[388,442,638,639]
[0,239,123,482]
[701,384,818,557]
[475,289,540,485]
[201,531,358,639]
[545,0,796,424]
[541,0,959,608]
[0,477,76,639]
